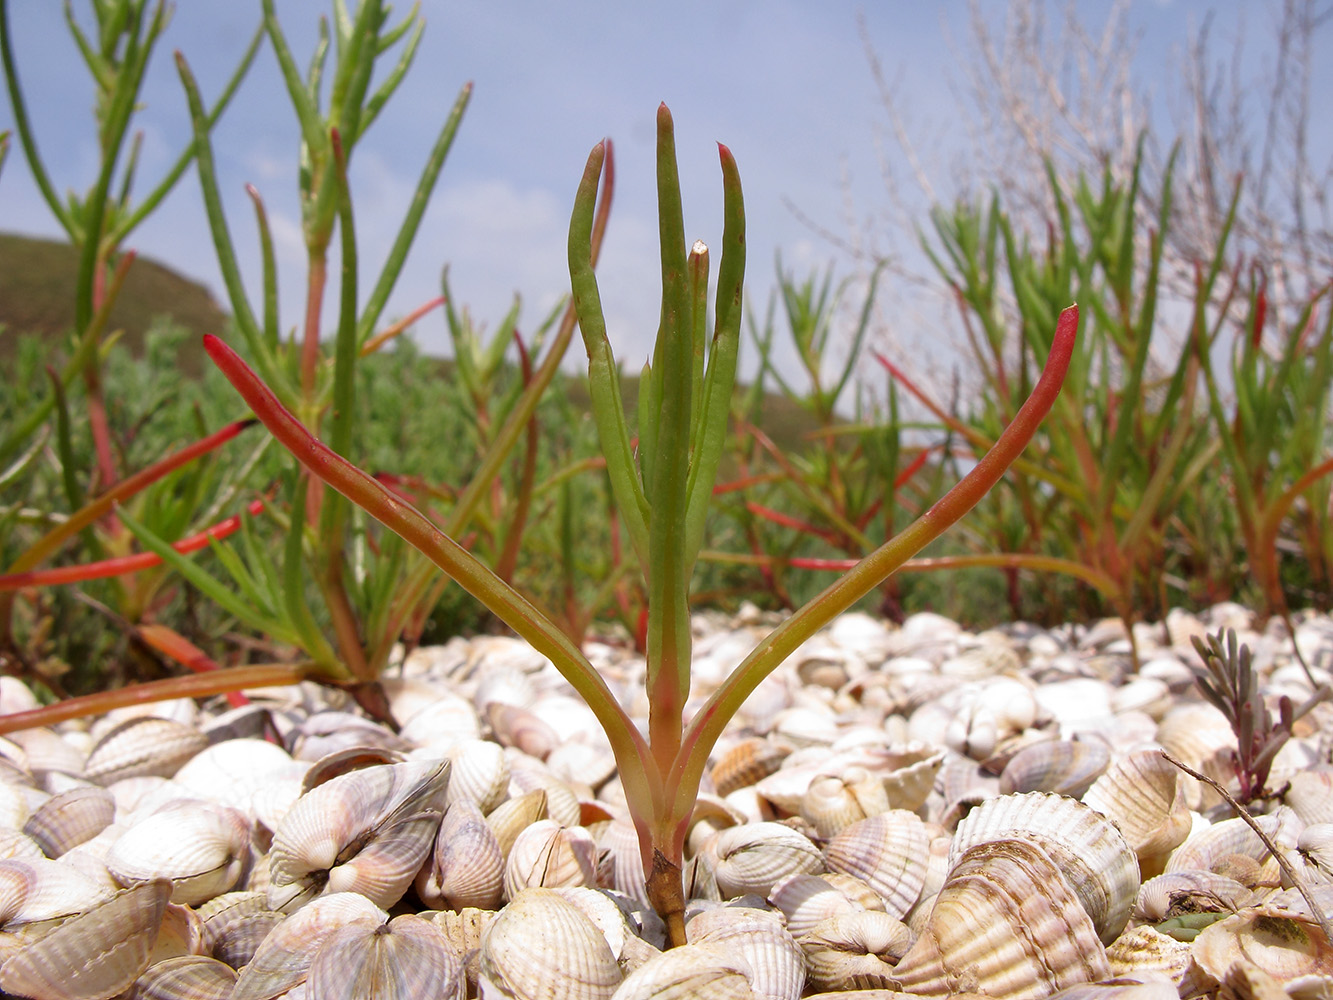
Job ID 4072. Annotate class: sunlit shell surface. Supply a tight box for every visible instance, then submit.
[891,838,1111,998]
[0,603,1330,996]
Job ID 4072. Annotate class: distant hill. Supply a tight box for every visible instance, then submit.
[0,231,835,454]
[0,232,230,376]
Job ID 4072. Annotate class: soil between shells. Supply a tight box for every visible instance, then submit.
[0,602,1330,999]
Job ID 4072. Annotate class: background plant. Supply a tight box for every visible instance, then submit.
[203,101,1079,942]
[0,0,259,687]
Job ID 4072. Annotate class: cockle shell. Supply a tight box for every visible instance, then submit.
[998,739,1109,799]
[0,856,118,927]
[417,798,504,910]
[711,739,791,798]
[445,738,511,813]
[22,785,114,858]
[609,941,754,1000]
[824,812,930,921]
[306,913,464,1000]
[1082,749,1191,879]
[503,819,597,899]
[1132,870,1252,924]
[706,823,824,899]
[267,758,449,911]
[0,878,170,1000]
[950,791,1140,944]
[687,905,804,1000]
[800,769,889,838]
[433,906,494,994]
[1191,905,1333,986]
[230,892,388,1000]
[171,739,306,820]
[127,955,237,1000]
[82,717,208,785]
[890,838,1111,998]
[768,874,865,940]
[1164,807,1302,883]
[106,800,251,906]
[799,911,914,992]
[1104,924,1197,989]
[1285,770,1333,826]
[478,887,622,1000]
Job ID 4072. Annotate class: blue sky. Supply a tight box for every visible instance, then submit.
[2,2,1326,390]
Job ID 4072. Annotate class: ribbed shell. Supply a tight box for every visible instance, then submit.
[230,892,387,1000]
[444,738,510,813]
[1082,749,1191,877]
[416,798,504,910]
[687,905,804,1000]
[610,942,755,1000]
[709,823,825,899]
[0,878,170,1000]
[950,791,1139,944]
[998,740,1109,798]
[266,759,449,911]
[712,738,791,797]
[800,911,913,992]
[106,802,251,906]
[478,887,622,1000]
[503,819,597,899]
[824,812,929,920]
[305,913,464,1000]
[891,839,1111,999]
[22,785,115,858]
[127,955,236,1000]
[83,717,208,785]
[768,874,865,940]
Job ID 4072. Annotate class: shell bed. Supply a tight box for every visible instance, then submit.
[0,601,1330,999]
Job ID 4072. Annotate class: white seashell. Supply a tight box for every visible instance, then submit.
[609,941,753,1000]
[1164,807,1302,884]
[306,912,464,1000]
[445,738,511,814]
[707,823,824,899]
[230,892,388,1000]
[0,856,118,926]
[503,819,598,899]
[1286,770,1333,826]
[1104,923,1197,990]
[106,800,251,906]
[399,692,482,754]
[950,791,1140,944]
[823,812,929,921]
[172,739,307,819]
[416,798,504,910]
[767,874,864,940]
[710,738,791,798]
[22,784,114,858]
[1191,904,1333,986]
[267,759,449,911]
[0,878,170,1000]
[890,838,1111,997]
[799,910,913,992]
[1082,749,1192,879]
[800,769,888,839]
[478,887,622,999]
[1132,870,1252,924]
[82,716,208,785]
[126,954,237,1000]
[687,905,803,1000]
[999,739,1109,798]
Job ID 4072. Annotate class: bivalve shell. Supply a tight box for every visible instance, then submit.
[1082,749,1191,878]
[950,791,1140,944]
[890,838,1111,998]
[82,717,207,785]
[502,819,597,899]
[478,887,622,1000]
[687,905,804,1000]
[824,812,931,921]
[0,878,170,1000]
[305,913,464,1000]
[707,823,824,899]
[998,740,1109,799]
[1191,905,1333,986]
[106,801,251,906]
[126,955,236,1000]
[266,758,449,911]
[22,785,114,858]
[800,911,913,992]
[417,798,504,910]
[609,941,754,1000]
